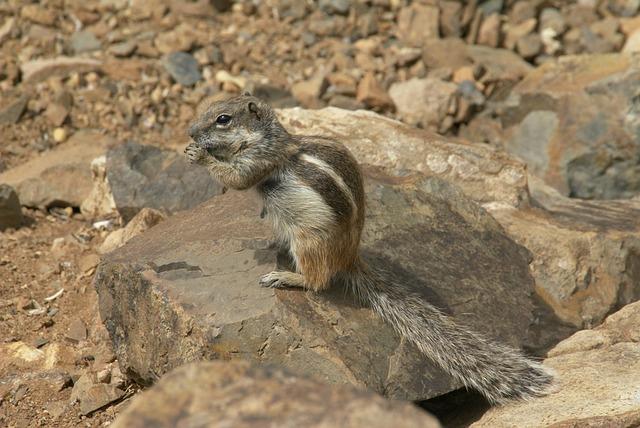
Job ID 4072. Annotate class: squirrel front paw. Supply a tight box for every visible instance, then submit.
[259,271,290,289]
[184,143,208,165]
[259,271,306,289]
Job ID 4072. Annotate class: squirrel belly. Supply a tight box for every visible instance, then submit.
[185,94,554,404]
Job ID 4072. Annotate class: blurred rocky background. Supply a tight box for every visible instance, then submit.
[1,0,640,427]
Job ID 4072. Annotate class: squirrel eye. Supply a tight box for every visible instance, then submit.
[216,114,231,125]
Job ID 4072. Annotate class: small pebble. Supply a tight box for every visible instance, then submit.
[52,127,67,143]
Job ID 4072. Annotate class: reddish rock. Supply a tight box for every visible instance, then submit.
[291,75,328,108]
[356,73,394,111]
[477,13,502,47]
[66,319,87,343]
[397,3,439,46]
[389,77,458,132]
[70,374,124,415]
[0,185,22,230]
[21,5,56,26]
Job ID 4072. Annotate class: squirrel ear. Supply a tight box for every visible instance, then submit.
[248,101,261,120]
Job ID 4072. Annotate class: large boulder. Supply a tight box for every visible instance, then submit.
[277,107,640,332]
[111,361,440,428]
[278,107,531,208]
[489,177,640,329]
[481,53,640,199]
[95,171,540,401]
[473,301,640,427]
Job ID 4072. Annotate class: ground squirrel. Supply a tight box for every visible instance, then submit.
[185,94,553,404]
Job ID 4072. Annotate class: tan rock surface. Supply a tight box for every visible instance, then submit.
[473,301,640,428]
[20,57,102,83]
[98,208,167,254]
[0,130,116,208]
[488,177,640,328]
[111,361,440,428]
[278,107,530,208]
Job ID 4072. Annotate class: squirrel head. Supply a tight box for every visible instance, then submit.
[187,94,287,162]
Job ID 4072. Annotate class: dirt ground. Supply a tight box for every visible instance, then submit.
[0,208,140,427]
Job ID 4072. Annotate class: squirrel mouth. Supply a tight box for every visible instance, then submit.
[205,146,226,161]
[206,141,247,162]
[227,142,247,160]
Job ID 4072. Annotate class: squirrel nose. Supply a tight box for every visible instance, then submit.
[188,124,200,141]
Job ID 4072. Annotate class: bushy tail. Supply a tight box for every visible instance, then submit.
[344,264,553,404]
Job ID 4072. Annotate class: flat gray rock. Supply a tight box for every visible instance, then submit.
[161,52,201,86]
[0,94,28,125]
[95,171,540,401]
[105,141,224,222]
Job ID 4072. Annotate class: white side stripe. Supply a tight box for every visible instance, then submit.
[300,154,357,219]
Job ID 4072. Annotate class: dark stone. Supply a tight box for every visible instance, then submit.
[278,0,308,20]
[0,95,28,125]
[478,0,503,16]
[210,0,232,12]
[301,31,317,47]
[105,142,224,222]
[0,184,22,230]
[328,95,365,110]
[162,52,202,86]
[356,11,378,38]
[70,373,124,415]
[458,80,485,105]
